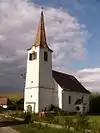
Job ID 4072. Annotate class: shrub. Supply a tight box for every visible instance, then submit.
[24,112,32,123]
[64,116,75,131]
[0,106,5,113]
[89,94,100,114]
[48,104,68,116]
[74,114,90,133]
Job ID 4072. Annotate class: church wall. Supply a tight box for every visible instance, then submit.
[48,77,90,113]
[24,46,53,113]
[24,46,40,113]
[39,48,52,89]
[58,84,63,109]
[38,47,53,112]
[24,88,39,113]
[62,90,90,112]
[52,78,63,109]
[39,87,53,111]
[25,47,40,88]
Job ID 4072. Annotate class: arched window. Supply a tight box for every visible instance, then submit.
[27,105,32,112]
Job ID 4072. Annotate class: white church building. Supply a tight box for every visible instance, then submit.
[24,10,90,113]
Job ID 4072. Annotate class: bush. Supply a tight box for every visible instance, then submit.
[89,94,100,114]
[90,121,100,133]
[0,106,4,112]
[24,112,32,123]
[74,114,90,133]
[48,104,68,116]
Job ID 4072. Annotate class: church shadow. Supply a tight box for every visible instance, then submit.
[0,120,28,127]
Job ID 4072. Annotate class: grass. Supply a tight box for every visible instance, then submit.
[30,114,100,127]
[12,123,72,133]
[0,115,14,121]
[88,115,100,127]
[2,110,100,132]
[11,114,100,133]
[5,110,100,127]
[0,92,23,100]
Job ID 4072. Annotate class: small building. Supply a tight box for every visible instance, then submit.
[24,10,90,113]
[0,96,11,108]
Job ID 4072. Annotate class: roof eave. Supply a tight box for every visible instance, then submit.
[27,45,53,52]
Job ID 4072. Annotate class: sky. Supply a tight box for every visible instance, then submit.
[0,0,100,92]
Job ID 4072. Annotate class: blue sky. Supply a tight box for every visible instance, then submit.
[0,0,100,92]
[32,0,100,70]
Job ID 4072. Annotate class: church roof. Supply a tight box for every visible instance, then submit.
[28,9,52,52]
[52,70,90,94]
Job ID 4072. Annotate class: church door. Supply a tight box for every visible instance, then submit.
[27,105,32,113]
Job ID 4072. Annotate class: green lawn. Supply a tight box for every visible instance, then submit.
[12,115,100,133]
[12,123,69,133]
[69,115,100,126]
[88,115,100,126]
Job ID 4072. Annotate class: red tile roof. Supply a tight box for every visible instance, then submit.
[52,70,90,94]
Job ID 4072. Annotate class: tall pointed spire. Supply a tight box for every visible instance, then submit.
[32,8,52,51]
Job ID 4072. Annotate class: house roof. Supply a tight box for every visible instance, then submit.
[52,70,90,94]
[0,97,8,105]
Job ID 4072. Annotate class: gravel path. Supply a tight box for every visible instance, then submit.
[0,127,19,133]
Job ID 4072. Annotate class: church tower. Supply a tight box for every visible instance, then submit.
[24,9,53,113]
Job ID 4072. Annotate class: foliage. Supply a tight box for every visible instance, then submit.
[13,123,73,133]
[24,112,32,123]
[90,121,100,133]
[6,108,100,132]
[48,104,68,116]
[89,94,100,114]
[13,115,100,133]
[74,114,90,133]
[0,106,4,112]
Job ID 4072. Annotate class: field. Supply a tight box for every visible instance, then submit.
[0,92,23,100]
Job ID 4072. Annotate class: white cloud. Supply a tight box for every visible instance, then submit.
[0,0,88,91]
[75,68,100,92]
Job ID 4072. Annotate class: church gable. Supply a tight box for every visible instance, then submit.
[52,70,90,94]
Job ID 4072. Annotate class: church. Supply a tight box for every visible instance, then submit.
[24,10,90,113]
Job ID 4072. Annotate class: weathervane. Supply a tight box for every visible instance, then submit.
[41,6,44,12]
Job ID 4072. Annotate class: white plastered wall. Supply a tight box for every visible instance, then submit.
[24,46,40,113]
[62,90,90,112]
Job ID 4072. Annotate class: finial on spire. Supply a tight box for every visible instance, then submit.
[29,7,52,52]
[41,6,44,14]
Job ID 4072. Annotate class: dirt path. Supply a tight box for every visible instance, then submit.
[0,127,19,133]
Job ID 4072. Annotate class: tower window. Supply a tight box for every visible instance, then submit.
[29,52,37,60]
[29,53,32,60]
[44,52,48,61]
[69,96,71,104]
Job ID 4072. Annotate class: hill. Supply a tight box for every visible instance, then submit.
[0,92,23,100]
